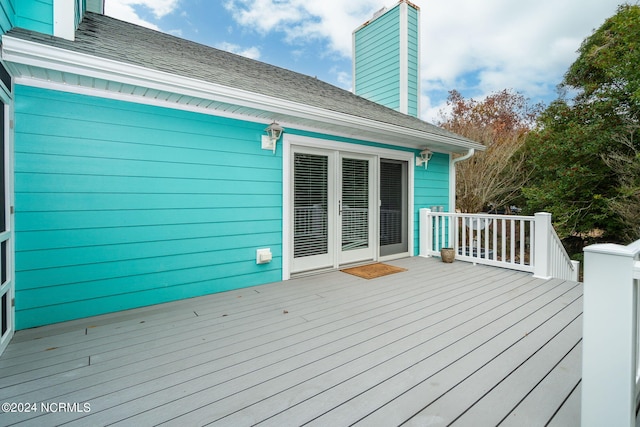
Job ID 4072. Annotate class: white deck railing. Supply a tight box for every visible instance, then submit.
[419,209,579,282]
[582,240,640,427]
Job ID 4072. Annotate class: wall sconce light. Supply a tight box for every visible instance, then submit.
[415,148,433,169]
[261,121,284,153]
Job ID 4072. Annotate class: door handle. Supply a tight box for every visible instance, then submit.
[339,200,342,215]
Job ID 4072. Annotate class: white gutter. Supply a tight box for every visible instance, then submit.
[449,148,476,212]
[452,148,476,165]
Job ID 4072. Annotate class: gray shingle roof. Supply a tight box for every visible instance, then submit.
[6,12,478,147]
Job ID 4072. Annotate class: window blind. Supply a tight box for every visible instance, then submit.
[293,153,329,258]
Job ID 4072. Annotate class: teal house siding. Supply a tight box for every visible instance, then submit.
[0,0,15,35]
[15,0,53,35]
[413,152,450,252]
[354,6,401,111]
[14,85,283,329]
[75,0,85,28]
[353,2,420,117]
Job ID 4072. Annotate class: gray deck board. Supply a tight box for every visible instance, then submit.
[0,257,583,426]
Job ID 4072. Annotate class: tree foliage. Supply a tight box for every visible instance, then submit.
[522,4,640,243]
[438,89,542,213]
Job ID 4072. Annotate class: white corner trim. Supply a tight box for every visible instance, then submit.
[53,0,76,41]
[416,6,421,118]
[399,2,408,115]
[352,31,357,95]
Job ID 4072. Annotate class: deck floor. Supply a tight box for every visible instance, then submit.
[0,257,582,426]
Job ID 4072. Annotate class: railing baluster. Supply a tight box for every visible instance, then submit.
[435,214,440,251]
[475,218,482,258]
[492,219,497,261]
[510,218,515,264]
[462,216,467,257]
[519,219,525,266]
[441,215,447,249]
[484,219,489,260]
[529,220,534,266]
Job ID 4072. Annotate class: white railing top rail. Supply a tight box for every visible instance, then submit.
[427,211,535,221]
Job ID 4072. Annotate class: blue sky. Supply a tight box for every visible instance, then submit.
[105,0,623,122]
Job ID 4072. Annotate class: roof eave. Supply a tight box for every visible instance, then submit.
[1,36,484,153]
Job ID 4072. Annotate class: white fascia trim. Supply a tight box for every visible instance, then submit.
[53,0,76,41]
[1,36,483,152]
[399,2,408,115]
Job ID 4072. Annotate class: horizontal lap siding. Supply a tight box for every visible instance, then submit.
[14,85,282,329]
[414,153,449,252]
[15,0,52,35]
[354,7,401,110]
[0,0,15,35]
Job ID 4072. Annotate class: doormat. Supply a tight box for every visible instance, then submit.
[341,263,407,279]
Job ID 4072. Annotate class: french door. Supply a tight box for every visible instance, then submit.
[291,147,375,273]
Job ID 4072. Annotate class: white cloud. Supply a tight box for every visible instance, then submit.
[223,0,382,57]
[216,42,262,60]
[105,0,181,29]
[420,0,621,107]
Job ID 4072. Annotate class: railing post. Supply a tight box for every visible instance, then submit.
[419,208,432,257]
[533,212,552,279]
[570,260,580,282]
[582,243,638,427]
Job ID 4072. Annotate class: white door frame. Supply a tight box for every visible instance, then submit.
[0,84,14,357]
[282,134,414,279]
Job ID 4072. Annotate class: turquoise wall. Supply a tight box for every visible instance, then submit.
[15,0,53,35]
[414,153,449,251]
[0,0,14,35]
[13,85,449,329]
[1,0,85,36]
[75,0,85,29]
[13,85,283,329]
[354,6,401,111]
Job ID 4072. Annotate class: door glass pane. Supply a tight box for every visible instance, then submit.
[1,293,6,336]
[294,153,328,258]
[1,241,5,285]
[380,159,408,256]
[342,158,369,251]
[380,161,403,246]
[0,102,4,233]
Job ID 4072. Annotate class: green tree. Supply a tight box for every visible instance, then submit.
[523,4,640,244]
